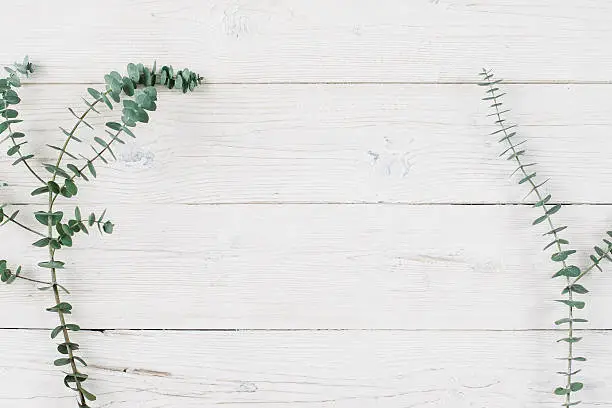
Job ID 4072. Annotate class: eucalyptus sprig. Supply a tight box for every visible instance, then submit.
[479,69,612,407]
[0,57,202,407]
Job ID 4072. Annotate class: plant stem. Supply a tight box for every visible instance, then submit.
[76,128,125,176]
[51,96,104,184]
[42,93,109,407]
[49,91,112,209]
[6,214,46,237]
[6,121,45,184]
[47,190,86,407]
[484,70,576,405]
[15,274,55,286]
[572,245,612,284]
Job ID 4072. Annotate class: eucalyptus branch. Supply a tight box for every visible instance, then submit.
[1,57,202,407]
[51,95,105,183]
[573,233,612,284]
[0,57,45,185]
[479,69,590,406]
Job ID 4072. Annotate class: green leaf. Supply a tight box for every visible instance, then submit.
[552,265,580,278]
[31,186,50,196]
[32,237,51,247]
[46,302,72,313]
[546,204,562,215]
[60,234,73,247]
[543,239,569,251]
[103,220,114,234]
[557,337,582,343]
[555,299,586,309]
[88,213,95,226]
[1,109,18,119]
[4,90,20,104]
[6,144,20,156]
[127,63,139,81]
[533,214,548,225]
[81,387,96,401]
[87,88,101,99]
[34,211,63,226]
[47,181,60,194]
[67,163,81,177]
[64,179,78,195]
[94,136,108,148]
[565,284,588,294]
[38,260,65,269]
[100,92,113,110]
[570,382,584,392]
[5,265,20,284]
[544,226,568,236]
[54,358,72,366]
[51,325,64,339]
[12,154,34,166]
[143,86,157,100]
[65,324,80,332]
[554,318,571,325]
[144,67,152,86]
[551,250,576,262]
[42,163,70,179]
[106,121,122,131]
[534,194,552,207]
[87,161,96,178]
[46,144,78,160]
[573,357,587,361]
[122,77,135,96]
[58,342,79,355]
[554,387,569,395]
[555,317,588,325]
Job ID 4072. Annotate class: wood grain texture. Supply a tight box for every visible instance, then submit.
[2,83,612,204]
[3,2,612,406]
[2,329,612,407]
[2,1,612,83]
[1,204,611,330]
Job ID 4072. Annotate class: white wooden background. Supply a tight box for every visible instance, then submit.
[1,1,612,407]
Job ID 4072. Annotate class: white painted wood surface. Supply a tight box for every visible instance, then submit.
[1,1,612,407]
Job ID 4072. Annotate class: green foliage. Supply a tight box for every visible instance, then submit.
[0,57,201,407]
[479,69,612,407]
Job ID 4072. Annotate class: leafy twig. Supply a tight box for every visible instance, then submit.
[1,58,202,407]
[479,69,587,406]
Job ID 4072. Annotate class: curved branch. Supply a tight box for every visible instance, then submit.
[480,68,583,406]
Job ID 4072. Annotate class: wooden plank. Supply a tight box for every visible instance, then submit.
[1,329,611,407]
[2,83,612,204]
[1,204,611,329]
[2,1,612,83]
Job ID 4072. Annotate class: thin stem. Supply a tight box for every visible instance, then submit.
[6,121,45,184]
[573,245,612,284]
[42,92,108,407]
[15,274,55,286]
[49,91,112,209]
[51,95,104,183]
[50,127,125,208]
[5,214,46,237]
[44,185,92,403]
[76,129,124,176]
[47,191,86,406]
[484,70,576,405]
